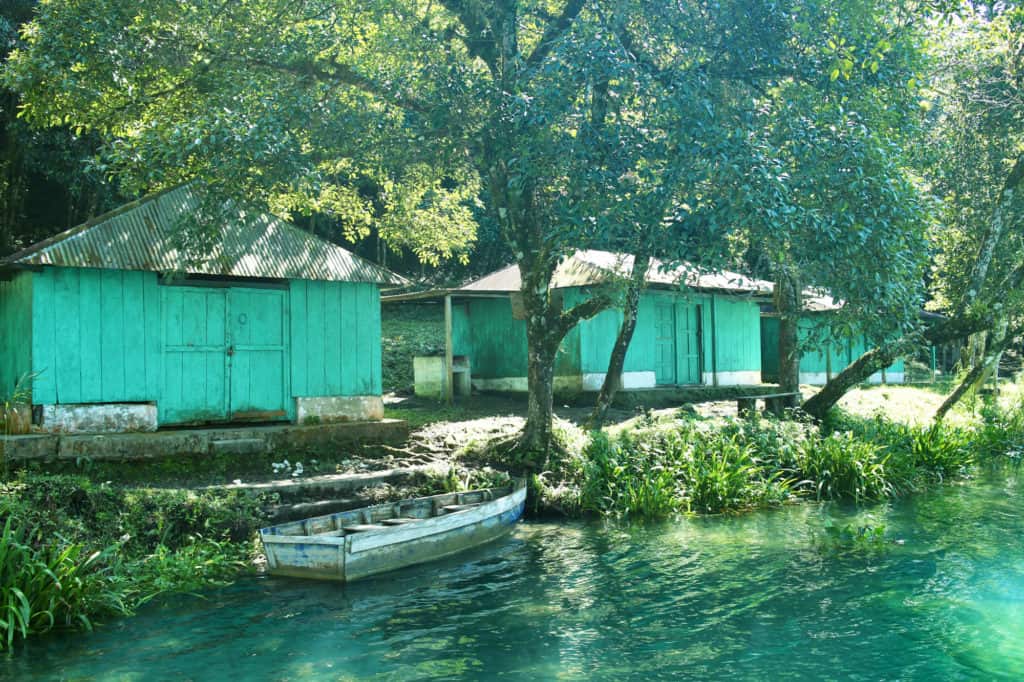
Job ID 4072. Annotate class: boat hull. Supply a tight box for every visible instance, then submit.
[260,484,526,582]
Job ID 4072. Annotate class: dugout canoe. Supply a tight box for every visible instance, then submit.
[259,480,527,581]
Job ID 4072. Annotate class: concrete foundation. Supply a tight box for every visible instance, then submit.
[295,396,385,423]
[582,371,657,391]
[39,403,158,433]
[701,371,763,387]
[0,419,409,462]
[470,375,584,395]
[798,371,905,386]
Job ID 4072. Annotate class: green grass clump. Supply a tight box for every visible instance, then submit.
[0,517,126,648]
[794,432,892,502]
[562,392,1024,520]
[0,475,269,647]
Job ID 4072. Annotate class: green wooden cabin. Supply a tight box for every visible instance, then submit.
[388,251,772,396]
[759,294,905,385]
[0,186,403,433]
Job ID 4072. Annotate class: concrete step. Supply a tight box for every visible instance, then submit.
[209,438,267,456]
[1,419,409,462]
[203,463,444,504]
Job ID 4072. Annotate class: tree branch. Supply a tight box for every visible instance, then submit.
[523,0,586,75]
[241,56,432,114]
[557,293,613,339]
[437,0,500,75]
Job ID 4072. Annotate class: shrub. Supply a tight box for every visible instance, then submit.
[0,517,127,648]
[794,432,892,503]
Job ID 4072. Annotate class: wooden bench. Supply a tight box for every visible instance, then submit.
[736,392,802,418]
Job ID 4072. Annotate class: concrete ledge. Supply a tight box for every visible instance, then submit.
[2,419,409,463]
[0,434,59,461]
[40,403,158,433]
[296,395,384,423]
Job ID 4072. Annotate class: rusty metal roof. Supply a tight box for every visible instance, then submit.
[459,250,775,295]
[1,185,404,285]
[383,250,780,303]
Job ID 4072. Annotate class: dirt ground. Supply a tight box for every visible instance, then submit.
[385,380,1022,455]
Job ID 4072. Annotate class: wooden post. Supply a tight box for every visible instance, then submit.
[930,346,937,384]
[444,295,454,404]
[710,295,719,387]
[825,344,833,382]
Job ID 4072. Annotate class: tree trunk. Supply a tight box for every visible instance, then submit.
[774,270,802,408]
[521,323,559,459]
[588,253,650,429]
[935,318,1010,420]
[802,345,901,419]
[801,314,995,419]
[961,154,1024,313]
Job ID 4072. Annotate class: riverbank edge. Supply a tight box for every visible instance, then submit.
[3,402,1023,648]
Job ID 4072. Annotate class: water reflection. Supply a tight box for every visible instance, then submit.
[5,471,1023,680]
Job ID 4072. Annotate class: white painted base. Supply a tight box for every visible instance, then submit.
[40,403,158,434]
[295,396,384,423]
[798,371,906,386]
[701,371,762,386]
[581,371,657,391]
[471,376,583,393]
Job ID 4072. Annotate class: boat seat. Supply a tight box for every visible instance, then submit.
[442,503,482,513]
[342,524,389,533]
[381,517,419,526]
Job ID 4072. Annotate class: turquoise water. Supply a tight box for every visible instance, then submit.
[5,473,1024,680]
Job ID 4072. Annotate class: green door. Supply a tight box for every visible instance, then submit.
[227,288,289,420]
[675,302,701,385]
[160,285,289,425]
[161,286,229,424]
[653,301,677,385]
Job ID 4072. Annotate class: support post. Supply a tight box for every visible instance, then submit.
[825,344,833,382]
[930,346,937,384]
[710,295,719,387]
[444,295,453,404]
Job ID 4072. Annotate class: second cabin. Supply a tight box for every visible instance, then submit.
[387,251,773,397]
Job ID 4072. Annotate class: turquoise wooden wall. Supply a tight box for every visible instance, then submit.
[452,287,764,385]
[31,267,162,405]
[21,267,381,424]
[290,280,381,397]
[452,296,581,380]
[577,290,706,383]
[708,295,763,374]
[759,316,904,380]
[0,272,33,397]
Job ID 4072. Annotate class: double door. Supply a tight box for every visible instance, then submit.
[652,299,701,386]
[160,285,289,424]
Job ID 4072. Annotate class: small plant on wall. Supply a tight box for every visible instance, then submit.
[2,373,35,436]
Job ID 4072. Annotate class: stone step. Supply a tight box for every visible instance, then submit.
[204,463,445,504]
[209,438,267,456]
[0,419,409,462]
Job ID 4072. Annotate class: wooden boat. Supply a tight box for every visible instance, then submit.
[259,480,527,582]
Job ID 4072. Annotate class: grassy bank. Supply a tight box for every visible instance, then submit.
[522,394,1024,519]
[4,383,1021,647]
[0,477,272,648]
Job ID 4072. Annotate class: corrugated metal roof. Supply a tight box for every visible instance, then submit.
[455,250,775,295]
[1,185,404,285]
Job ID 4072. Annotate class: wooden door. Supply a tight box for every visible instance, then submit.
[160,286,229,424]
[227,288,289,421]
[675,302,701,385]
[653,301,677,385]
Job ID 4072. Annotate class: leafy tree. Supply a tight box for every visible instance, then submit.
[4,0,950,455]
[0,0,121,257]
[804,3,1024,420]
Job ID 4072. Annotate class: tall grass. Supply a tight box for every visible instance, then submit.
[559,393,1024,520]
[0,475,267,647]
[0,517,126,648]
